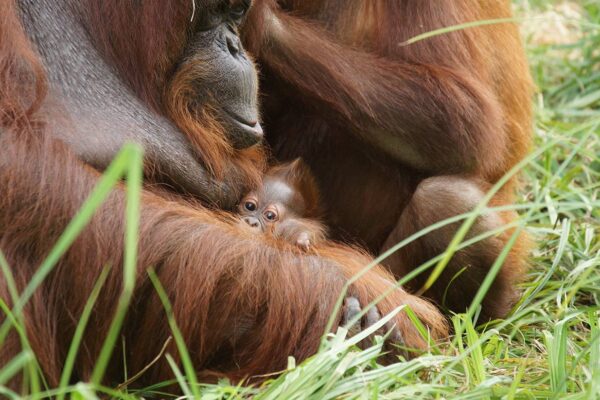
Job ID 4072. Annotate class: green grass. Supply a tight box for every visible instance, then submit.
[1,1,599,398]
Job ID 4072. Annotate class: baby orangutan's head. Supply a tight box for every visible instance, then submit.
[239,158,320,232]
[238,158,326,251]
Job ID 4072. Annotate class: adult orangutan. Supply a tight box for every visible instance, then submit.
[0,0,448,392]
[0,0,531,394]
[244,0,533,320]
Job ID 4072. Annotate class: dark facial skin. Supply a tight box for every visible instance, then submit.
[186,0,263,148]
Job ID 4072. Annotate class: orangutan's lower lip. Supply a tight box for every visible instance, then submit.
[222,111,264,149]
[227,112,263,136]
[230,113,258,127]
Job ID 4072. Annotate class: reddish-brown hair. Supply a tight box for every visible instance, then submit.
[243,0,532,320]
[0,0,448,391]
[85,1,264,177]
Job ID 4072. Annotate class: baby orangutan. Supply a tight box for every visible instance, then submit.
[239,159,327,251]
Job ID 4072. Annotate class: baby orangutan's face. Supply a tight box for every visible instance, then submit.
[238,175,306,232]
[238,159,326,251]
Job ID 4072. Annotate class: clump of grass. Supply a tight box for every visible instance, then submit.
[1,1,599,398]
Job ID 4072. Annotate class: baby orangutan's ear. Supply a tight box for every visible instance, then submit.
[281,158,309,181]
[270,158,322,218]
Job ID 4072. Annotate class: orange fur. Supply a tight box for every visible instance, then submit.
[244,0,533,319]
[0,0,448,392]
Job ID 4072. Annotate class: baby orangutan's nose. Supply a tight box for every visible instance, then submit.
[242,216,261,230]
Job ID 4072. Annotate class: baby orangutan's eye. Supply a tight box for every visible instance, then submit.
[244,201,257,211]
[264,210,278,221]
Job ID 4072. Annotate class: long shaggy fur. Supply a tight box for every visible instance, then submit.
[243,0,533,319]
[0,0,450,392]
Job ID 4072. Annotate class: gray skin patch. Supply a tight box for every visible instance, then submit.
[185,23,263,149]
